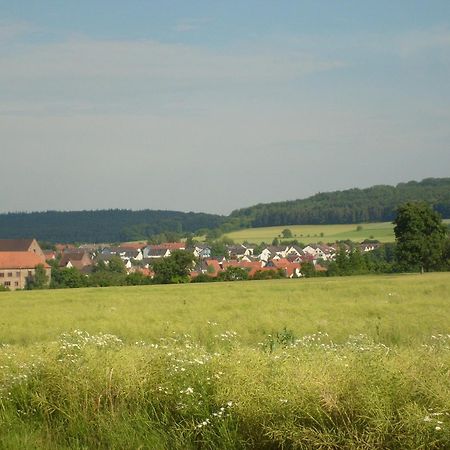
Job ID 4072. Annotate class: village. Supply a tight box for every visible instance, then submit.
[0,237,381,290]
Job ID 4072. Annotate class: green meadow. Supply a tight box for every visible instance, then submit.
[223,220,450,244]
[1,274,450,448]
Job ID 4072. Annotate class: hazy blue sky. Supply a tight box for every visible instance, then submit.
[1,1,450,214]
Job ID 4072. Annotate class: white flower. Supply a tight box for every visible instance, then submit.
[435,426,442,431]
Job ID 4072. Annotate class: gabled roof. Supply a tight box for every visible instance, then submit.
[59,252,92,269]
[0,239,36,252]
[227,245,247,254]
[146,248,170,257]
[0,252,49,269]
[204,259,222,276]
[60,252,89,262]
[268,258,301,277]
[43,250,56,259]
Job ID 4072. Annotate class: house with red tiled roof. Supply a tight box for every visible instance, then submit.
[55,243,76,254]
[43,250,57,260]
[0,252,50,290]
[266,258,302,278]
[59,251,93,270]
[203,259,222,277]
[119,242,147,251]
[222,260,263,278]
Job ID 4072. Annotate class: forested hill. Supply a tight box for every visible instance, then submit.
[0,210,225,243]
[228,178,450,228]
[1,178,449,243]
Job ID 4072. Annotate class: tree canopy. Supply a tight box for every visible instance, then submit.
[394,202,448,272]
[152,250,195,284]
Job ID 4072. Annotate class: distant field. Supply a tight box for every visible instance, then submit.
[224,221,395,244]
[1,274,450,449]
[224,219,450,244]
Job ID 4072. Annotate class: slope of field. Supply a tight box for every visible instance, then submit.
[1,274,450,449]
[224,221,395,244]
[1,273,449,346]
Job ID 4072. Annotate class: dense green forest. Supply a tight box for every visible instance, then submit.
[0,178,449,243]
[0,210,225,243]
[228,178,450,228]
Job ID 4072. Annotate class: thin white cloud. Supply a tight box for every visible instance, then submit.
[173,18,211,33]
[0,38,344,81]
[0,20,38,42]
[395,27,450,58]
[0,36,345,114]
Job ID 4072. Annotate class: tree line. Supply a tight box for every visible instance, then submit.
[0,209,225,243]
[0,178,449,243]
[228,178,450,228]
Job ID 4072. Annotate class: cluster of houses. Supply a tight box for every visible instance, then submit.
[0,238,380,290]
[50,240,378,281]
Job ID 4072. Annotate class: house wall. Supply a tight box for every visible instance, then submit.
[28,239,45,258]
[0,267,51,290]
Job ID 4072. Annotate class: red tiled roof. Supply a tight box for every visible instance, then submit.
[314,264,327,272]
[205,259,222,276]
[43,250,56,259]
[269,258,301,277]
[0,252,49,269]
[119,242,147,250]
[271,258,290,267]
[136,267,154,277]
[55,244,76,252]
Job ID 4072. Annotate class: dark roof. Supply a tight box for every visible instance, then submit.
[60,252,89,262]
[0,239,35,252]
[146,248,169,257]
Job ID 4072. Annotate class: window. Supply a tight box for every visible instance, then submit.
[4,281,11,286]
[7,272,12,277]
[14,282,19,287]
[28,270,32,276]
[0,273,3,278]
[16,272,20,277]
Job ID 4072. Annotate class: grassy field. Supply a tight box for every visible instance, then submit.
[223,220,450,244]
[1,274,450,448]
[223,222,395,244]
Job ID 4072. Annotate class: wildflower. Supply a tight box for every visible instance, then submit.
[436,426,442,431]
[180,387,193,395]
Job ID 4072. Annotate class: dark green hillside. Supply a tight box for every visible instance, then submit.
[0,178,449,243]
[0,209,225,243]
[229,178,450,227]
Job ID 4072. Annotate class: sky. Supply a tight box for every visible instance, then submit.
[1,1,450,215]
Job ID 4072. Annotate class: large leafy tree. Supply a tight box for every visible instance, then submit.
[152,250,195,284]
[393,202,448,272]
[26,264,49,290]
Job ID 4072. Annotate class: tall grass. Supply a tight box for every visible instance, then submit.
[1,330,449,449]
[1,273,450,448]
